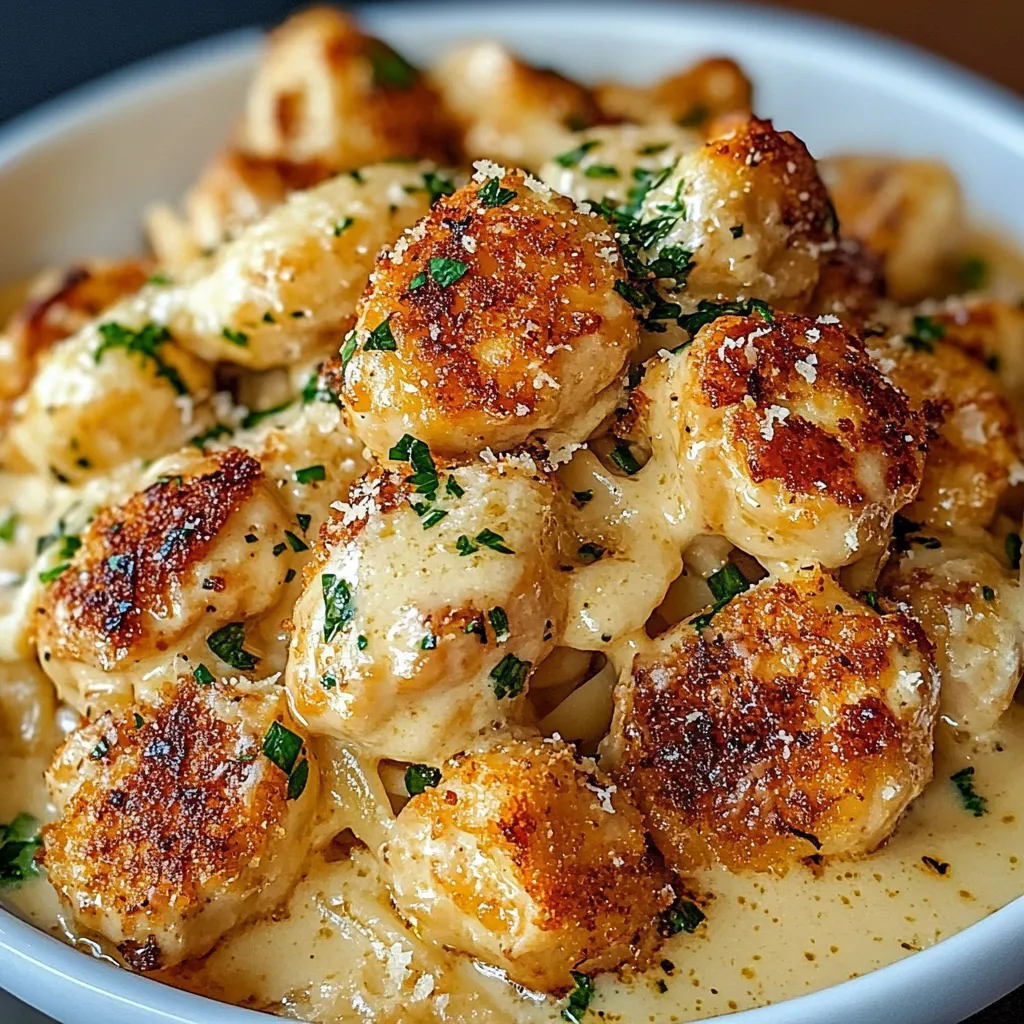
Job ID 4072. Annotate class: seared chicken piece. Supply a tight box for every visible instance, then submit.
[6,309,213,482]
[663,311,926,568]
[610,567,939,873]
[34,448,290,715]
[0,259,150,422]
[338,166,638,459]
[381,736,673,991]
[636,117,837,311]
[287,455,567,762]
[595,57,753,130]
[880,532,1024,737]
[166,162,439,370]
[43,677,317,970]
[806,239,886,333]
[868,320,1023,531]
[429,42,601,169]
[820,155,965,302]
[147,7,456,262]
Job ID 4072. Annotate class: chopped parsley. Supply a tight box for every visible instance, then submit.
[262,721,309,799]
[405,763,442,796]
[193,664,215,685]
[302,368,342,406]
[488,606,510,642]
[475,528,514,554]
[364,316,397,351]
[554,139,600,167]
[221,326,249,347]
[0,814,43,887]
[284,530,308,553]
[366,39,418,89]
[692,563,752,630]
[922,855,951,875]
[285,568,296,583]
[956,255,989,292]
[659,897,706,936]
[730,224,745,238]
[322,573,355,642]
[273,542,287,557]
[241,400,293,430]
[583,164,619,179]
[207,622,260,671]
[95,321,187,395]
[478,176,517,207]
[429,257,469,288]
[421,509,448,528]
[905,315,946,353]
[297,513,312,533]
[609,444,642,475]
[456,535,479,556]
[90,738,109,760]
[0,513,18,543]
[357,634,368,650]
[573,489,594,506]
[321,674,337,690]
[147,271,172,286]
[189,423,233,450]
[422,170,456,205]
[338,330,360,371]
[409,271,427,290]
[490,653,531,699]
[38,563,71,584]
[445,475,464,498]
[577,542,606,564]
[287,758,310,800]
[133,712,144,729]
[1006,531,1022,570]
[675,297,774,340]
[950,766,988,816]
[638,142,670,156]
[982,585,996,602]
[295,464,326,485]
[420,633,438,650]
[862,591,881,612]
[561,971,594,1024]
[333,216,355,236]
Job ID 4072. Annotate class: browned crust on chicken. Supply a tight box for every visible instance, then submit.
[694,312,926,503]
[615,573,937,873]
[36,449,262,667]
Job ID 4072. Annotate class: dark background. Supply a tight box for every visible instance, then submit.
[1,1,1022,1022]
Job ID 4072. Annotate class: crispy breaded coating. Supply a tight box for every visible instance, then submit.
[611,568,939,873]
[595,57,753,130]
[820,155,965,302]
[669,311,926,567]
[43,678,317,970]
[429,42,601,168]
[34,448,290,714]
[880,532,1024,737]
[637,117,837,309]
[868,321,1023,530]
[287,456,566,762]
[337,166,637,459]
[381,736,673,991]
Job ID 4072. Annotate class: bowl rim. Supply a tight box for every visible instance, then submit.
[1,2,1023,1022]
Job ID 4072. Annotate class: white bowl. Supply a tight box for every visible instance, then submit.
[1,2,1023,1022]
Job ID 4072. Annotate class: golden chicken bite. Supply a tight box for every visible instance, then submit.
[287,455,567,762]
[43,677,317,971]
[5,313,213,482]
[429,42,601,168]
[610,568,939,873]
[672,311,926,568]
[0,260,151,421]
[595,57,753,130]
[820,156,965,302]
[867,321,1023,531]
[880,532,1024,737]
[338,166,638,459]
[163,162,437,370]
[381,736,673,991]
[33,448,290,715]
[636,117,837,309]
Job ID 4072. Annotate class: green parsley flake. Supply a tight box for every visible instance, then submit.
[488,606,510,642]
[572,489,594,506]
[322,573,355,642]
[905,315,946,353]
[193,664,215,685]
[333,216,355,237]
[1006,532,1022,570]
[982,585,996,602]
[207,622,260,671]
[367,39,418,88]
[950,766,988,816]
[295,464,326,485]
[242,400,293,430]
[478,176,517,207]
[364,316,397,352]
[95,321,188,395]
[583,164,619,179]
[554,140,600,168]
[273,543,287,557]
[262,720,302,775]
[659,897,706,936]
[561,971,594,1024]
[674,298,774,340]
[90,738,109,760]
[133,712,144,729]
[692,563,752,630]
[297,514,312,533]
[38,563,71,584]
[456,535,479,556]
[284,530,309,553]
[638,142,670,156]
[221,327,249,347]
[730,224,745,238]
[429,257,469,288]
[357,634,368,650]
[0,513,17,543]
[445,475,465,498]
[147,271,172,286]
[409,271,427,290]
[420,633,438,650]
[405,763,442,796]
[189,423,233,450]
[956,255,989,292]
[490,653,531,699]
[610,444,642,475]
[423,171,456,205]
[577,543,606,564]
[287,758,310,800]
[0,814,43,888]
[475,528,514,554]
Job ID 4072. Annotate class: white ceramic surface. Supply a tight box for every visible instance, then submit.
[1,2,1023,1022]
